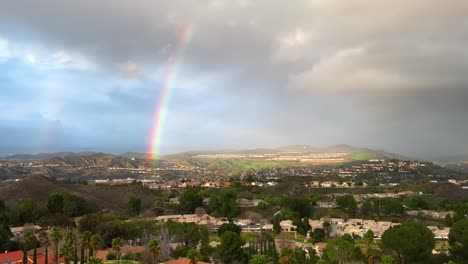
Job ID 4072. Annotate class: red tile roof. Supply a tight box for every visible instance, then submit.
[164,257,210,264]
[0,250,64,264]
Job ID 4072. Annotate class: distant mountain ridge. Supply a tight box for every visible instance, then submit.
[166,144,410,160]
[1,144,411,162]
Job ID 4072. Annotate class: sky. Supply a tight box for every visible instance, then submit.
[0,0,468,158]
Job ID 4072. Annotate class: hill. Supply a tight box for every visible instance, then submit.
[163,144,410,174]
[0,175,159,213]
[0,144,413,177]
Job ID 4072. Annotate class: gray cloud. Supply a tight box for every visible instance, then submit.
[1,0,468,157]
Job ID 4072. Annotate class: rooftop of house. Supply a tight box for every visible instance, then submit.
[164,257,210,264]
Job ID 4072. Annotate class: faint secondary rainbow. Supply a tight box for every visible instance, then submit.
[148,25,193,160]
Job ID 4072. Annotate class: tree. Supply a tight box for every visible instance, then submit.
[312,228,326,243]
[250,254,273,264]
[127,197,141,216]
[380,198,404,216]
[219,190,238,219]
[291,247,318,264]
[363,229,375,252]
[60,229,76,264]
[279,248,293,264]
[282,197,311,218]
[0,200,12,252]
[48,193,65,213]
[445,214,454,227]
[273,217,281,234]
[279,247,317,264]
[51,227,63,264]
[47,192,95,217]
[322,222,332,238]
[78,214,101,233]
[408,196,429,210]
[111,238,123,264]
[38,230,50,264]
[33,245,38,264]
[23,231,36,264]
[89,234,103,257]
[336,195,357,217]
[11,198,43,224]
[60,240,75,264]
[380,220,435,264]
[147,239,160,263]
[179,188,203,214]
[448,219,468,260]
[362,200,374,217]
[166,222,201,248]
[217,222,242,237]
[321,238,365,264]
[381,255,397,264]
[81,231,92,260]
[219,231,245,264]
[187,249,202,264]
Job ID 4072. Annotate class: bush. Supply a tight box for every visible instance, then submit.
[106,252,116,260]
[122,252,141,260]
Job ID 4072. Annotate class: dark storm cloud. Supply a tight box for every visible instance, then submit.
[1,0,468,156]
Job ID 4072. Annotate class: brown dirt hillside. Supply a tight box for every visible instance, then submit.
[0,175,159,214]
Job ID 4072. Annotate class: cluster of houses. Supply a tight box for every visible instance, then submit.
[309,218,450,240]
[153,213,299,235]
[406,210,454,219]
[151,213,452,241]
[306,181,368,188]
[154,213,229,227]
[248,159,436,179]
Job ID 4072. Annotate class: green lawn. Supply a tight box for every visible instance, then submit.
[205,159,300,175]
[104,260,142,264]
[349,152,379,161]
[104,261,142,264]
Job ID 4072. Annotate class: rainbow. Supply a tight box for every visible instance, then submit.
[148,25,193,160]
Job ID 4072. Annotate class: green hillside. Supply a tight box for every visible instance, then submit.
[0,175,159,214]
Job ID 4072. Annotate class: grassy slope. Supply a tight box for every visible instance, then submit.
[0,175,159,213]
[177,158,301,175]
[348,151,382,161]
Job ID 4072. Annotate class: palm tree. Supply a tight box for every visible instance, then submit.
[80,231,92,260]
[38,230,50,264]
[22,231,36,264]
[50,227,63,264]
[60,242,75,264]
[60,229,76,264]
[147,239,160,263]
[89,234,103,258]
[111,238,123,264]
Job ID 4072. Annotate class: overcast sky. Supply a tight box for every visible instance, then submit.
[1,0,467,158]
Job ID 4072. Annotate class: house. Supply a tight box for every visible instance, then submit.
[0,250,63,264]
[169,197,180,204]
[406,210,454,219]
[164,257,210,264]
[154,214,228,229]
[316,201,337,208]
[428,226,450,240]
[10,224,41,237]
[309,220,322,230]
[280,220,297,232]
[236,199,264,208]
[202,198,210,205]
